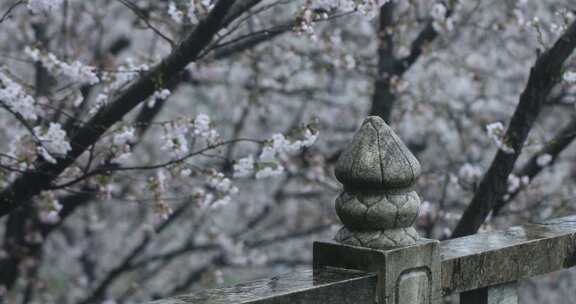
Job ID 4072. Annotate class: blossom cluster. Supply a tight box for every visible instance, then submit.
[293,8,325,40]
[233,127,318,179]
[38,191,63,224]
[33,123,72,164]
[149,170,173,220]
[504,174,530,201]
[458,163,483,185]
[486,122,514,154]
[162,119,191,158]
[0,71,37,120]
[105,59,151,91]
[431,3,454,33]
[311,0,389,17]
[193,114,219,144]
[5,134,37,171]
[27,0,63,14]
[205,171,239,208]
[294,0,389,39]
[167,0,214,24]
[89,59,152,115]
[111,126,136,163]
[25,47,99,85]
[536,153,553,167]
[161,114,220,158]
[564,71,576,83]
[550,9,575,35]
[148,89,171,108]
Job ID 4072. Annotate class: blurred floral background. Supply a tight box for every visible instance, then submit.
[0,0,575,303]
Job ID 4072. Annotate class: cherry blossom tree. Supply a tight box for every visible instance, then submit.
[0,0,575,303]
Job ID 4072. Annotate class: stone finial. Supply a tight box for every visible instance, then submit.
[334,116,422,249]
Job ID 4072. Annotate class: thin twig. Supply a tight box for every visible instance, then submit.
[47,138,262,190]
[116,0,175,47]
[0,0,24,24]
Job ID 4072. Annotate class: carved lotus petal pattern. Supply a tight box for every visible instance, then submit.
[333,116,423,250]
[335,227,420,250]
[335,191,420,231]
[335,116,421,190]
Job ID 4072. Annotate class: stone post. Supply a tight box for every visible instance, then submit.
[333,116,421,248]
[313,116,440,304]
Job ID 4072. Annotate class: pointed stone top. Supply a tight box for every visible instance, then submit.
[335,116,421,190]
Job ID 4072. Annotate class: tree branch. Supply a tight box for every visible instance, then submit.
[369,2,453,122]
[0,0,238,218]
[492,116,576,216]
[451,20,576,238]
[0,0,23,24]
[79,201,193,304]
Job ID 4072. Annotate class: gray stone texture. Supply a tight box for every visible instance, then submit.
[488,282,518,304]
[334,116,422,250]
[335,226,420,249]
[335,116,421,189]
[145,268,376,304]
[143,216,576,304]
[440,215,576,295]
[313,240,441,304]
[335,191,420,231]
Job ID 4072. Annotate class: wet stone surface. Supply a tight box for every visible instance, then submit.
[313,240,441,304]
[335,116,421,189]
[146,216,576,304]
[333,116,423,250]
[146,268,376,304]
[440,215,576,295]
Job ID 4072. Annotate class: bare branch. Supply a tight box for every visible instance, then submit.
[451,20,576,238]
[493,116,576,216]
[370,2,454,122]
[46,138,262,190]
[0,0,23,24]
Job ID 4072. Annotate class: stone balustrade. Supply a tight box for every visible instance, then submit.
[147,117,576,304]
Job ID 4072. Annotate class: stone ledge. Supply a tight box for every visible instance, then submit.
[143,215,576,303]
[145,268,376,304]
[440,215,576,295]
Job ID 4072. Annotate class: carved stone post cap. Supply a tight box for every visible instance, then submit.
[335,116,421,190]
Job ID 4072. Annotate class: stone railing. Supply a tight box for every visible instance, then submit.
[147,117,576,304]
